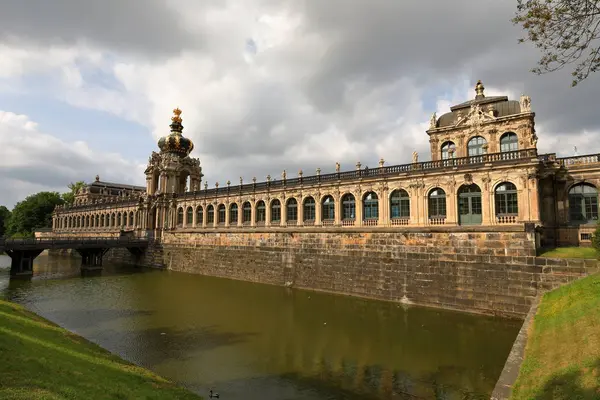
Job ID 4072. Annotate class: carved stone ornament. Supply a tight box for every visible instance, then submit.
[456,103,496,129]
[519,94,531,112]
[481,175,491,191]
[463,173,473,185]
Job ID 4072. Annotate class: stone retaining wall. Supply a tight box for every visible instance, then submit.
[153,228,588,318]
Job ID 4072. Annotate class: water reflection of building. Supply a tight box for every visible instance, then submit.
[49,81,600,247]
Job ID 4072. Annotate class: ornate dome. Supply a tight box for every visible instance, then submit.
[157,108,194,157]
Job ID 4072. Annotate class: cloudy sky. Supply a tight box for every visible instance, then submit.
[1,0,599,208]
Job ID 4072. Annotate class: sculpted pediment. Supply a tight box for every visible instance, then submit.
[454,103,496,129]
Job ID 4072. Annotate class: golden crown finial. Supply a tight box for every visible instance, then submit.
[171,107,182,123]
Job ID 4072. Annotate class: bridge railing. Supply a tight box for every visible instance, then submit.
[0,236,149,249]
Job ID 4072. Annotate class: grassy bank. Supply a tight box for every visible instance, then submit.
[538,246,598,259]
[0,299,202,400]
[510,273,600,399]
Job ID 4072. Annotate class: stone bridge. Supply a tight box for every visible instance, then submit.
[0,236,149,277]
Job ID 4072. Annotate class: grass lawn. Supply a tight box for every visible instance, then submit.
[510,273,600,400]
[0,299,202,400]
[538,246,598,259]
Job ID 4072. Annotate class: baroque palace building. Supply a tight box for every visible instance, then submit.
[51,81,600,247]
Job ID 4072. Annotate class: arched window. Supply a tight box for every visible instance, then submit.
[177,208,184,225]
[495,182,518,215]
[117,213,122,227]
[218,204,226,224]
[256,201,266,222]
[568,183,598,223]
[229,203,238,224]
[77,216,81,228]
[186,207,193,226]
[196,206,204,227]
[286,198,298,222]
[96,215,100,228]
[322,196,335,221]
[243,202,252,223]
[441,141,456,160]
[342,194,356,220]
[303,197,316,221]
[468,136,487,156]
[271,200,281,223]
[86,215,90,227]
[363,192,379,220]
[428,188,446,218]
[207,205,215,224]
[390,189,410,219]
[111,214,116,227]
[500,132,518,152]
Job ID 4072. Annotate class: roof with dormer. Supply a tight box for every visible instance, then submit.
[435,80,523,129]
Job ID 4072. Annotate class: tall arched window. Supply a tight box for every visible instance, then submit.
[196,206,204,227]
[86,215,90,227]
[243,202,252,223]
[207,205,215,224]
[441,141,456,160]
[363,192,378,220]
[230,203,238,224]
[286,198,298,222]
[303,197,316,222]
[256,201,266,223]
[495,182,518,216]
[186,207,193,226]
[96,215,100,228]
[390,189,410,219]
[342,193,356,220]
[428,188,446,218]
[500,132,518,152]
[111,214,116,227]
[217,204,226,224]
[271,200,281,223]
[129,211,135,227]
[177,208,184,226]
[468,136,487,156]
[322,196,335,221]
[568,183,598,223]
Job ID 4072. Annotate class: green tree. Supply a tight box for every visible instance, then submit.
[513,0,600,86]
[0,205,10,237]
[5,192,64,238]
[61,181,86,205]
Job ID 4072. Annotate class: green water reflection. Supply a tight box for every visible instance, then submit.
[0,254,520,399]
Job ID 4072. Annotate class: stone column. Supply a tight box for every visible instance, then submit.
[238,202,243,227]
[281,199,287,227]
[298,199,304,226]
[482,179,492,225]
[225,204,230,227]
[334,193,341,226]
[265,201,271,227]
[315,197,322,226]
[356,195,363,226]
[251,201,256,227]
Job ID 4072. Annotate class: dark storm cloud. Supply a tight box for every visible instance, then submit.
[0,0,203,58]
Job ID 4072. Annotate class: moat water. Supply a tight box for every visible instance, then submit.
[0,254,520,399]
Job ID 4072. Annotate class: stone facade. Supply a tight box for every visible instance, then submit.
[44,81,600,317]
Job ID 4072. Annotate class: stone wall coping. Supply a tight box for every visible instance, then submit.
[490,294,541,400]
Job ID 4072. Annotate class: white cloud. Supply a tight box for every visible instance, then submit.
[0,110,145,207]
[0,0,599,205]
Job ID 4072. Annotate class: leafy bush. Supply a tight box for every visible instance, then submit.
[592,219,600,256]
